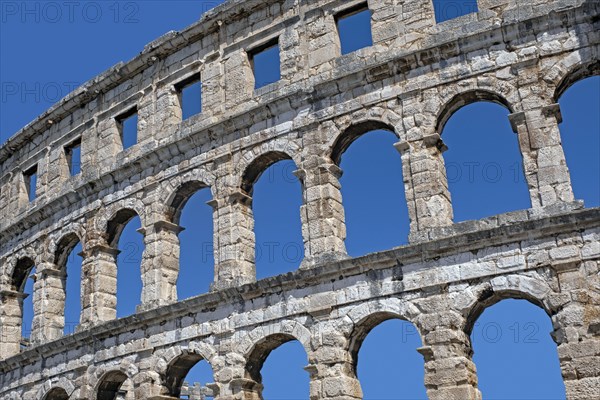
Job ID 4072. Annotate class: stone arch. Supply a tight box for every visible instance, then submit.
[162,167,216,225]
[166,180,211,225]
[52,232,82,270]
[330,119,400,165]
[11,256,36,292]
[233,136,302,194]
[92,364,137,400]
[3,246,38,289]
[463,275,554,335]
[241,151,294,195]
[47,222,86,268]
[547,56,600,102]
[324,105,403,162]
[37,377,76,400]
[159,342,217,397]
[96,370,130,400]
[40,387,69,400]
[238,146,302,196]
[94,198,147,245]
[436,88,516,134]
[345,299,422,372]
[238,320,312,382]
[105,208,142,248]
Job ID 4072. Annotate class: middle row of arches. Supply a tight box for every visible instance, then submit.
[14,83,597,347]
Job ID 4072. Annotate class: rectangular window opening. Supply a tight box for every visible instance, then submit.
[176,75,202,120]
[117,108,138,150]
[249,39,281,90]
[433,0,478,23]
[65,139,82,176]
[335,4,373,55]
[24,165,38,202]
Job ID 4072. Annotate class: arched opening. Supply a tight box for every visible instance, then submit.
[12,257,35,347]
[107,209,143,318]
[54,234,83,335]
[556,75,600,207]
[97,371,134,400]
[334,124,409,256]
[440,96,530,221]
[351,314,426,399]
[43,387,69,400]
[245,334,309,399]
[243,152,304,278]
[171,181,214,299]
[469,298,565,399]
[165,352,214,399]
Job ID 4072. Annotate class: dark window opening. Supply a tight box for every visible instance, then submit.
[249,39,281,89]
[117,108,138,150]
[335,4,373,55]
[177,75,202,120]
[24,165,38,202]
[432,0,478,23]
[65,139,82,176]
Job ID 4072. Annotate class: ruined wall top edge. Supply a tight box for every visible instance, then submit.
[0,0,590,166]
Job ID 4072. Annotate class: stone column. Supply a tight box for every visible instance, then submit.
[206,353,252,400]
[138,221,184,312]
[79,244,119,329]
[509,103,574,208]
[228,379,262,400]
[554,302,600,399]
[30,263,65,344]
[0,290,27,359]
[304,8,340,77]
[551,262,600,400]
[395,134,453,242]
[211,189,256,291]
[296,159,348,267]
[419,313,481,400]
[223,49,253,105]
[307,332,362,400]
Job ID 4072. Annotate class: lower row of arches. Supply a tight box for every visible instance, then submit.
[41,299,566,400]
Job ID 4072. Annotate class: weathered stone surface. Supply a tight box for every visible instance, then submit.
[0,0,599,399]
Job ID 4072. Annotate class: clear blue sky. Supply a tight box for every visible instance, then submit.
[3,1,599,399]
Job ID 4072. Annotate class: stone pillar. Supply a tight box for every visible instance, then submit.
[79,244,119,329]
[395,134,453,242]
[211,189,256,291]
[203,353,250,400]
[509,103,574,208]
[0,290,27,359]
[223,49,253,105]
[138,221,184,312]
[296,159,348,267]
[307,332,362,400]
[304,8,340,77]
[554,302,600,399]
[30,263,65,344]
[229,379,262,400]
[154,85,183,142]
[419,314,481,400]
[551,262,600,400]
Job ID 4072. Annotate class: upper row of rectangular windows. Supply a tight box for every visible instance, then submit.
[19,2,479,202]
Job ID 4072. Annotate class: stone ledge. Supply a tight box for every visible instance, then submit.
[0,206,597,372]
[410,201,585,242]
